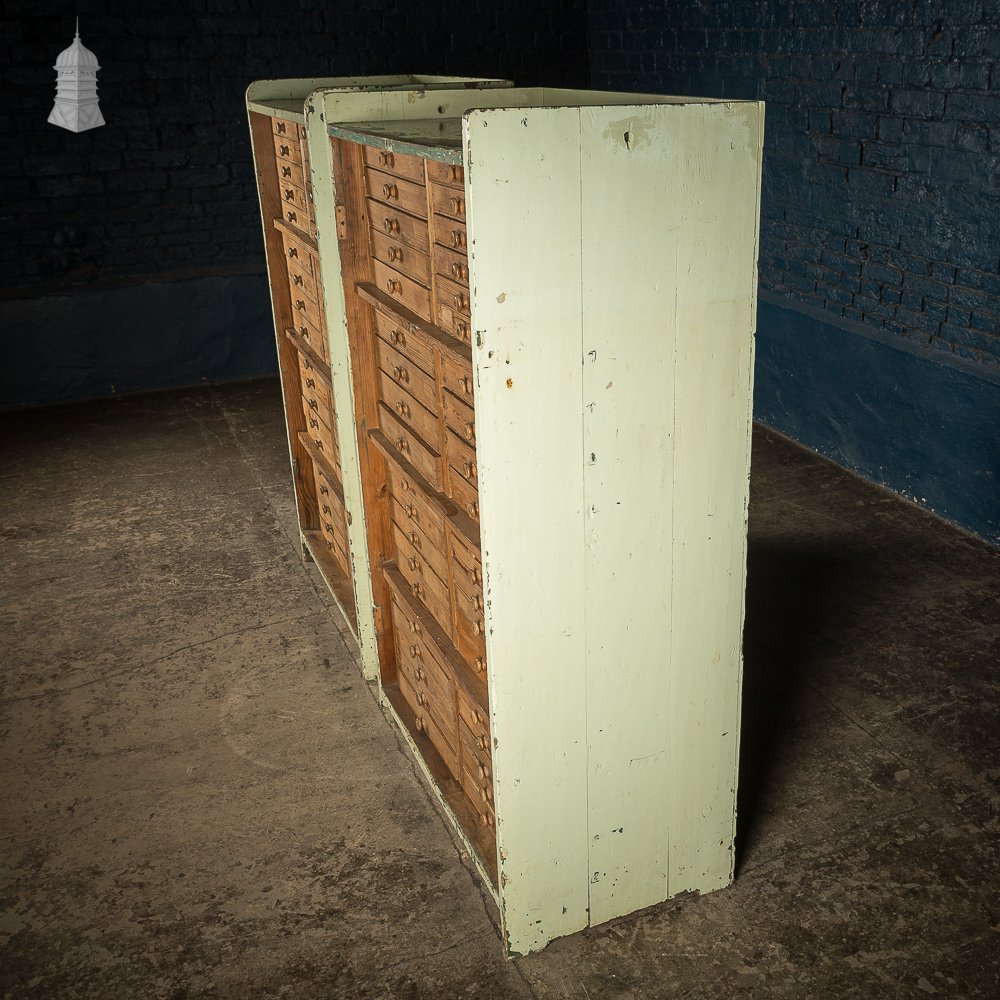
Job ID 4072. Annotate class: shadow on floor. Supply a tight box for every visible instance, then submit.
[736,537,859,872]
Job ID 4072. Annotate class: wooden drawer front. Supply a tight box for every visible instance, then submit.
[292,293,325,336]
[395,638,456,747]
[280,181,309,214]
[273,133,302,166]
[440,352,474,406]
[287,254,318,304]
[437,274,471,317]
[368,200,430,253]
[431,185,466,222]
[281,201,310,233]
[436,304,472,346]
[392,497,448,583]
[442,390,475,446]
[280,230,313,276]
[434,244,469,286]
[433,214,467,251]
[395,628,455,731]
[379,403,442,490]
[373,259,431,322]
[365,168,428,219]
[272,117,296,137]
[276,158,305,189]
[294,316,328,361]
[298,352,332,417]
[377,336,438,413]
[398,670,458,775]
[370,230,431,287]
[364,146,426,184]
[460,761,496,831]
[450,532,484,613]
[374,312,435,376]
[302,398,336,458]
[388,465,446,551]
[457,680,490,742]
[379,370,439,446]
[447,429,478,490]
[395,533,451,635]
[426,161,465,189]
[450,469,479,524]
[455,602,487,667]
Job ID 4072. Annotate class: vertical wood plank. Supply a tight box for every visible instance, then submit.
[578,105,680,925]
[666,102,762,895]
[248,109,317,533]
[464,106,590,956]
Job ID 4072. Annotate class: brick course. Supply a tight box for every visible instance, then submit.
[589,0,1000,371]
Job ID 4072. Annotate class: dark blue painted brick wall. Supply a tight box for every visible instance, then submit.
[1,0,588,295]
[588,0,1000,373]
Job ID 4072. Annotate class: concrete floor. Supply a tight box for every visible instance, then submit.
[1,378,997,999]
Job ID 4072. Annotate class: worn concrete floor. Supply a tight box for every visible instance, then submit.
[1,379,997,999]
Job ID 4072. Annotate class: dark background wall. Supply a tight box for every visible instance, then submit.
[589,0,999,543]
[3,1,997,542]
[0,0,589,404]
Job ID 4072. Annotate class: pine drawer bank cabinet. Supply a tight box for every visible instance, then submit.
[247,78,764,957]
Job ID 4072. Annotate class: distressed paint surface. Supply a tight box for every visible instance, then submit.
[666,103,762,895]
[465,107,591,956]
[579,106,679,925]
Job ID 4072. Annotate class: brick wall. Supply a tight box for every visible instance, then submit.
[589,0,1000,372]
[1,0,588,295]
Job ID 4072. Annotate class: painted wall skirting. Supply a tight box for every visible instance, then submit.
[755,294,999,545]
[0,274,277,410]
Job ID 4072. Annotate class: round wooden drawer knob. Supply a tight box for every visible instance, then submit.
[383,217,399,234]
[395,401,410,418]
[279,144,290,156]
[276,122,286,134]
[478,735,488,752]
[471,567,482,585]
[456,321,469,340]
[472,708,482,725]
[407,557,418,571]
[405,503,416,519]
[451,231,463,248]
[388,246,401,263]
[295,299,305,310]
[396,437,408,453]
[281,166,291,178]
[480,787,492,803]
[414,666,424,681]
[462,461,473,479]
[407,531,418,545]
[386,278,400,294]
[378,151,393,167]
[463,422,475,442]
[468,501,479,519]
[416,692,425,706]
[474,657,486,673]
[477,764,488,780]
[383,183,398,200]
[409,644,420,658]
[411,582,421,598]
[399,478,410,493]
[450,197,464,215]
[393,365,409,383]
[415,716,425,733]
[473,620,484,636]
[471,595,483,612]
[319,485,329,496]
[287,246,297,258]
[479,812,489,827]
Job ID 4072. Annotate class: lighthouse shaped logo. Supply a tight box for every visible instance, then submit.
[48,19,105,133]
